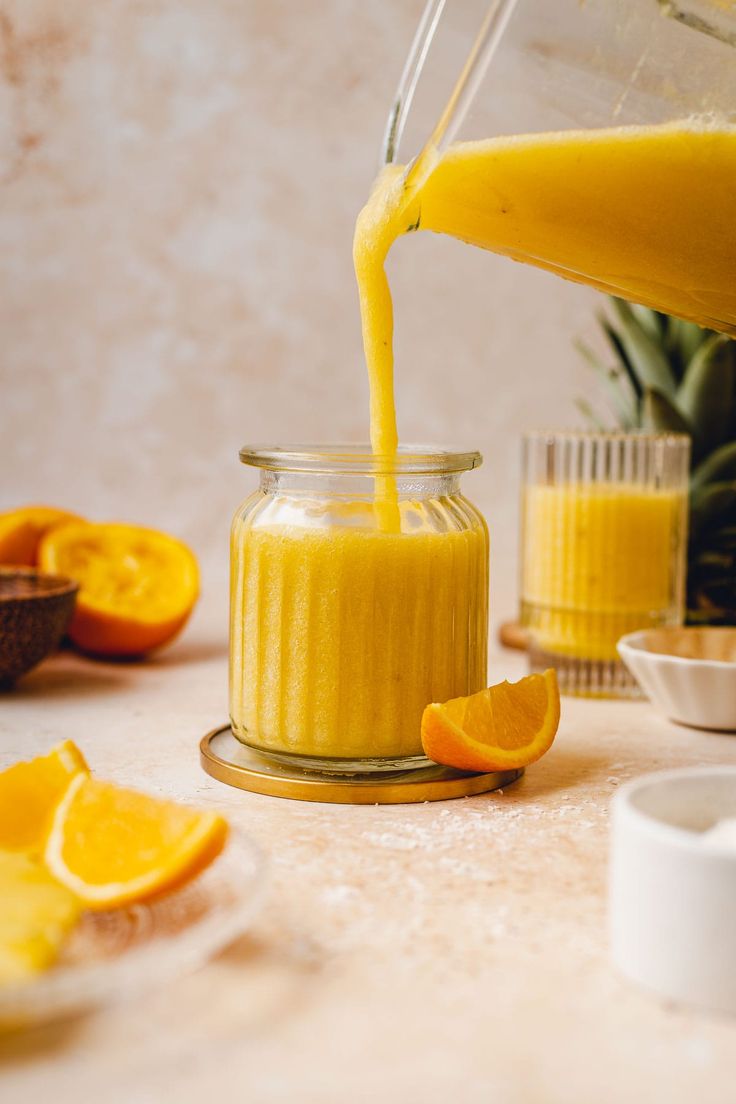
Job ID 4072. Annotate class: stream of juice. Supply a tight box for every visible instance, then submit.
[353,120,736,463]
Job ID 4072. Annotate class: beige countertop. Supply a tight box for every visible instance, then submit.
[2,623,736,1103]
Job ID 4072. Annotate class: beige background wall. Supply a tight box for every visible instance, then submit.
[0,0,600,637]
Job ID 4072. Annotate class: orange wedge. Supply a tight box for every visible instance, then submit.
[38,521,199,657]
[0,506,83,566]
[45,775,228,910]
[421,668,560,772]
[0,740,89,853]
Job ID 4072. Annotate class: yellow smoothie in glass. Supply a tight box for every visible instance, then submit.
[521,483,687,663]
[230,499,488,764]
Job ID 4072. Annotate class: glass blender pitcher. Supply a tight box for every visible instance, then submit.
[381,0,736,333]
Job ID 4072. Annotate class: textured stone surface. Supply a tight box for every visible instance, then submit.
[1,629,736,1102]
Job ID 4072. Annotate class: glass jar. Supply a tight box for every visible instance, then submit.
[230,445,489,774]
[520,431,690,697]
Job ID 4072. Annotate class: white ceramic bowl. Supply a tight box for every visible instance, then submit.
[617,627,736,731]
[610,767,736,1015]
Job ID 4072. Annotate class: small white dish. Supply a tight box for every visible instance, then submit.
[610,767,736,1015]
[0,831,266,1031]
[617,627,736,731]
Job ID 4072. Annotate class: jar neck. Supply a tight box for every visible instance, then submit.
[259,469,463,498]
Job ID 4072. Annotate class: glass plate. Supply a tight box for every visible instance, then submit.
[0,831,266,1030]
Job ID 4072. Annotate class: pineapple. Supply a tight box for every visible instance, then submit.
[577,299,736,625]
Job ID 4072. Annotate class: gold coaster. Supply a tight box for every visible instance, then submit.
[200,726,523,805]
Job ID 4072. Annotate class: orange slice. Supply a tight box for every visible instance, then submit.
[0,506,83,566]
[421,669,560,772]
[45,775,228,909]
[38,522,199,657]
[0,740,89,853]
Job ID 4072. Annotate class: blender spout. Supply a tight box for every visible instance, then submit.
[380,0,519,186]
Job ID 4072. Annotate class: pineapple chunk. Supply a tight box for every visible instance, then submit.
[0,850,80,985]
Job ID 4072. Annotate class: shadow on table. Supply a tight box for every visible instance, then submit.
[2,635,228,699]
[145,637,228,667]
[3,654,131,700]
[0,1017,82,1067]
[512,745,618,800]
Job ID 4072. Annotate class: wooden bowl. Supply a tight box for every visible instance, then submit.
[0,567,79,685]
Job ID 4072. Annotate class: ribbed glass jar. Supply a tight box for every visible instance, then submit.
[230,445,489,773]
[520,431,690,697]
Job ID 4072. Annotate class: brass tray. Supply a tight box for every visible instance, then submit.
[200,726,523,805]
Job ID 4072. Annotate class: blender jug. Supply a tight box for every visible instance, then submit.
[381,0,736,333]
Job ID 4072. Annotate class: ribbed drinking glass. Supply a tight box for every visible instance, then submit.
[520,431,690,696]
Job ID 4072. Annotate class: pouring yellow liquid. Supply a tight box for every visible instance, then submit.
[354,120,736,459]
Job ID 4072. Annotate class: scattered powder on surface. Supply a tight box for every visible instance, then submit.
[357,798,603,857]
[361,832,422,852]
[322,884,359,906]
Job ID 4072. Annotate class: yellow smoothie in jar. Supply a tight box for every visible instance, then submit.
[521,482,687,662]
[230,500,488,764]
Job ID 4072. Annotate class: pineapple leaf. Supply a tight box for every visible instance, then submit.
[706,525,736,550]
[677,333,734,460]
[600,317,642,401]
[690,440,736,493]
[629,303,666,342]
[688,575,736,621]
[689,481,736,539]
[574,339,636,428]
[641,387,692,436]
[610,298,677,397]
[667,316,709,376]
[574,397,607,430]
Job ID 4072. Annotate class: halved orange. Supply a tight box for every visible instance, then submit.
[0,740,89,853]
[38,522,199,657]
[0,506,83,566]
[421,669,560,772]
[45,775,228,910]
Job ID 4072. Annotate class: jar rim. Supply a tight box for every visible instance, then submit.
[238,444,483,475]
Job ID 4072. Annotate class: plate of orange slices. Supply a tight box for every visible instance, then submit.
[0,742,266,1029]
